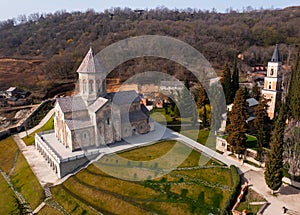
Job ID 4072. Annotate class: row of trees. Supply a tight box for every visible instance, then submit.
[0,7,300,82]
[264,50,300,192]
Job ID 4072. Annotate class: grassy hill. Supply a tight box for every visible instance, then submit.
[51,140,236,214]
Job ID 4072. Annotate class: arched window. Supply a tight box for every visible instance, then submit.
[89,80,94,92]
[270,68,274,76]
[96,80,101,93]
[107,117,110,125]
[83,80,87,93]
[268,82,272,90]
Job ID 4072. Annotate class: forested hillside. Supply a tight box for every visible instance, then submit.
[0,6,299,96]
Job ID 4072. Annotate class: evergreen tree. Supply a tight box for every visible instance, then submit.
[196,85,209,127]
[251,83,260,101]
[287,50,300,121]
[254,96,269,130]
[197,85,208,108]
[226,88,249,156]
[221,64,233,105]
[254,96,270,161]
[256,129,265,161]
[264,106,286,193]
[203,104,208,128]
[179,87,195,118]
[232,55,239,100]
[210,84,226,132]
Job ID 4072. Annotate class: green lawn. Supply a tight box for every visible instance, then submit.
[150,108,193,125]
[52,140,234,215]
[220,134,257,149]
[0,136,19,174]
[0,136,44,210]
[11,152,44,209]
[22,115,54,146]
[37,205,63,215]
[245,135,258,149]
[0,174,16,214]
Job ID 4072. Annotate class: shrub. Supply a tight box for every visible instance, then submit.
[222,165,241,215]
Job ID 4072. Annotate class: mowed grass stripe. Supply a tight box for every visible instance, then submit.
[59,184,115,215]
[74,174,178,203]
[74,173,217,214]
[63,177,153,215]
[77,168,164,200]
[0,136,19,174]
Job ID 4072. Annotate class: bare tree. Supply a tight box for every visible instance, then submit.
[284,122,300,179]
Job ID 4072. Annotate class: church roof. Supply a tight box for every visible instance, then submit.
[65,119,92,130]
[88,97,108,113]
[271,44,281,62]
[76,47,105,74]
[57,96,87,113]
[121,110,149,122]
[246,98,259,107]
[105,90,141,105]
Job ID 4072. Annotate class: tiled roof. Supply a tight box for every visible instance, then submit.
[76,47,105,74]
[88,97,108,113]
[105,90,140,105]
[246,98,259,107]
[121,110,148,122]
[57,96,87,113]
[65,119,92,130]
[271,44,281,62]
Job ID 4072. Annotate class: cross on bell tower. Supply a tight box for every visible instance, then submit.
[77,47,106,105]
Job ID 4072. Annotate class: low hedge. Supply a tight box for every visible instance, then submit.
[221,165,241,215]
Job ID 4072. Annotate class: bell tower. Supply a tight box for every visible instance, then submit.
[262,44,282,119]
[77,47,106,105]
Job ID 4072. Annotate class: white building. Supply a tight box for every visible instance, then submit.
[35,48,151,178]
[261,44,282,119]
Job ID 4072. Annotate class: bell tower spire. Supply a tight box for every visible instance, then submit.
[262,44,282,119]
[77,47,106,105]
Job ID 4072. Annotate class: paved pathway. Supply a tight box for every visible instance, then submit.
[243,170,300,215]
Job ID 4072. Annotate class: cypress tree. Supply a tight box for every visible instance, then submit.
[254,96,269,130]
[226,88,249,156]
[264,106,286,193]
[251,83,260,101]
[203,104,208,128]
[232,55,239,100]
[179,87,195,118]
[210,84,226,132]
[287,50,300,121]
[221,64,233,104]
[254,96,270,161]
[196,85,209,127]
[197,85,208,108]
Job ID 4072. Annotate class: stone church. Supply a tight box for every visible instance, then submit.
[55,47,151,151]
[35,48,151,178]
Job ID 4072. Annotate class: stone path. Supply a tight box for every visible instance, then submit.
[243,170,300,215]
